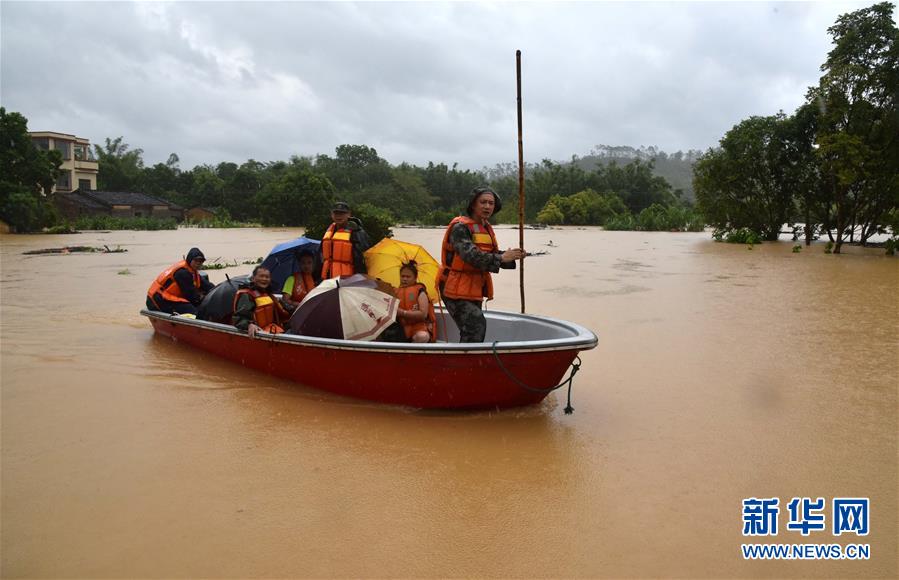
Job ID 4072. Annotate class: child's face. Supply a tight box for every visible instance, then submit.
[399,269,416,287]
[299,256,314,273]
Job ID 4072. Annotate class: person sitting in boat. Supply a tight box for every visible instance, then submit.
[394,262,436,343]
[438,187,523,343]
[233,266,291,338]
[146,247,215,315]
[280,251,320,311]
[320,201,371,279]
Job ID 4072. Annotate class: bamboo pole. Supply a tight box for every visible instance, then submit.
[516,50,526,314]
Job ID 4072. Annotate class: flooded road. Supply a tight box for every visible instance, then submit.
[1,227,896,578]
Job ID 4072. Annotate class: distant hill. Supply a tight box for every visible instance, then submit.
[481,145,705,202]
[572,145,703,202]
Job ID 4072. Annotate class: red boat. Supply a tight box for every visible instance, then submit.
[141,308,598,410]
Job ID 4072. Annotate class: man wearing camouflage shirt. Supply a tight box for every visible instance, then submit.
[438,187,524,342]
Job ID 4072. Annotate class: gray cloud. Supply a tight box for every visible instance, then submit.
[0,1,872,170]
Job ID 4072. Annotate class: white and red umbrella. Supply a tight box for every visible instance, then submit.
[289,274,398,341]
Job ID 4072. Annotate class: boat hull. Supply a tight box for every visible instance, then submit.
[144,310,596,410]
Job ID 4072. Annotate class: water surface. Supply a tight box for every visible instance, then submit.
[1,227,896,578]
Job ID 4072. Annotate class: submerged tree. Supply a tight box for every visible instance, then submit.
[809,1,899,252]
[0,108,62,231]
[694,114,798,240]
[695,2,898,249]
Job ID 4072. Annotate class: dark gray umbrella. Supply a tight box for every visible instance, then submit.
[198,274,250,323]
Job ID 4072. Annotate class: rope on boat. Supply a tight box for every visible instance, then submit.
[491,342,581,414]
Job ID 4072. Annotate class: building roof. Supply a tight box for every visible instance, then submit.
[28,131,91,144]
[188,206,220,213]
[83,191,174,206]
[56,191,107,210]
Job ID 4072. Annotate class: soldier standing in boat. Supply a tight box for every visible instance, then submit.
[438,187,524,342]
[320,201,371,279]
[146,247,215,315]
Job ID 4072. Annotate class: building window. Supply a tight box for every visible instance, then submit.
[54,141,71,160]
[73,144,96,161]
[32,137,49,150]
[78,179,92,191]
[56,171,72,191]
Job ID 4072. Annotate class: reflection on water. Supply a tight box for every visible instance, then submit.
[1,227,896,578]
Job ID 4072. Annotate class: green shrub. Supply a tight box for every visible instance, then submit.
[183,208,251,228]
[0,191,58,232]
[45,223,78,234]
[73,215,178,231]
[603,213,637,231]
[536,201,565,225]
[420,209,456,226]
[884,238,897,256]
[712,227,763,244]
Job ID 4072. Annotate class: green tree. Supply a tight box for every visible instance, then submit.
[315,144,392,193]
[694,114,798,240]
[0,108,62,231]
[190,165,226,208]
[94,137,144,191]
[809,1,899,252]
[534,189,628,226]
[222,161,265,220]
[140,153,181,201]
[527,158,593,219]
[783,103,825,245]
[344,164,436,222]
[601,159,675,214]
[255,165,335,227]
[419,161,484,211]
[536,199,564,224]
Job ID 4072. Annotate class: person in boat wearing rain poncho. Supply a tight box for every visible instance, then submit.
[233,266,292,338]
[438,187,523,343]
[146,247,215,315]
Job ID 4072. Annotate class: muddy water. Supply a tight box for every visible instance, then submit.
[1,227,896,578]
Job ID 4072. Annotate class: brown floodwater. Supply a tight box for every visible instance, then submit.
[1,227,896,578]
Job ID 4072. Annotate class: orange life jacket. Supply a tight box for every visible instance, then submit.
[438,216,498,301]
[321,224,355,279]
[395,283,437,342]
[233,288,289,334]
[147,260,201,304]
[283,272,317,303]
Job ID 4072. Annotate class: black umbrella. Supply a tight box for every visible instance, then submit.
[198,274,250,323]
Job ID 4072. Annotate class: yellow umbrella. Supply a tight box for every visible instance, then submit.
[364,238,440,303]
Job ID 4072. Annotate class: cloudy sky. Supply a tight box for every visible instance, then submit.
[1,1,875,170]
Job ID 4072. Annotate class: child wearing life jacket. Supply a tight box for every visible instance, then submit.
[233,266,291,338]
[395,262,436,343]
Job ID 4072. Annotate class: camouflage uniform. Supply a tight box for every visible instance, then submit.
[440,222,514,343]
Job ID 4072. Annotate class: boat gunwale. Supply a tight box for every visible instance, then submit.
[140,308,598,354]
